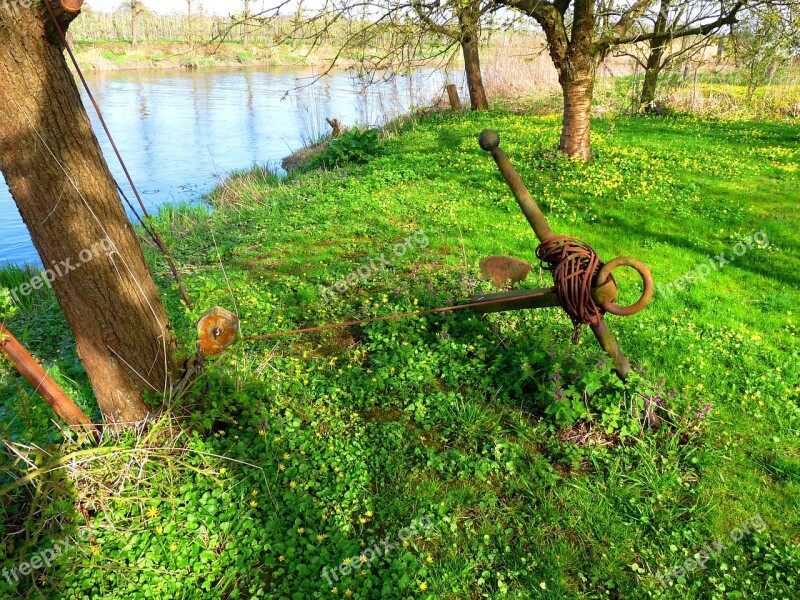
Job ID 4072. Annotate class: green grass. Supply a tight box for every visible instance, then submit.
[1,111,799,598]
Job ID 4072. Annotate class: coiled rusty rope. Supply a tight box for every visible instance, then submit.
[536,235,604,342]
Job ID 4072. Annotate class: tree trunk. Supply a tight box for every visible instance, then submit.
[0,2,180,425]
[640,49,664,110]
[461,34,489,110]
[131,8,139,48]
[556,0,596,161]
[640,0,671,112]
[243,0,250,48]
[559,73,594,161]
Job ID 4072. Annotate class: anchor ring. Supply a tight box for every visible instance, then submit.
[596,257,654,317]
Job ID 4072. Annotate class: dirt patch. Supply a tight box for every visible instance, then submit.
[281,142,328,173]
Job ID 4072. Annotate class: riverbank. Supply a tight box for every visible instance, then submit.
[2,110,799,597]
[70,40,359,71]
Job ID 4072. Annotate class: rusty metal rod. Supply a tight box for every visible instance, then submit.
[0,324,99,440]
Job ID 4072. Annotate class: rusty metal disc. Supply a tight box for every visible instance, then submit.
[198,307,240,357]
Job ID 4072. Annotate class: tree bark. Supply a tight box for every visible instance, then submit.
[556,0,596,160]
[559,74,594,161]
[0,2,180,425]
[461,34,489,110]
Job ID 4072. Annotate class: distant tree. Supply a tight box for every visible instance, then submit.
[289,0,499,110]
[495,0,747,159]
[732,3,799,99]
[243,0,251,47]
[293,0,306,46]
[0,0,181,425]
[411,0,495,110]
[617,0,723,111]
[187,0,200,43]
[128,0,145,48]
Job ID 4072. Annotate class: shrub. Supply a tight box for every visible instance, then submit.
[311,128,382,169]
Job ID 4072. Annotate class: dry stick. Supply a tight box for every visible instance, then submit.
[43,0,194,310]
[0,324,100,441]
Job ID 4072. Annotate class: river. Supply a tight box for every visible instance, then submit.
[0,65,452,265]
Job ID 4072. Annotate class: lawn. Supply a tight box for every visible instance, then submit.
[1,111,799,599]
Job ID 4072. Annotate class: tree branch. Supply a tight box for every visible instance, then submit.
[611,1,746,47]
[411,1,460,38]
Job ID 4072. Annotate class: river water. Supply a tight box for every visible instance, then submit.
[0,65,451,265]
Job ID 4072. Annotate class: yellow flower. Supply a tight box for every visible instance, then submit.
[283,453,291,460]
[155,526,163,535]
[419,582,428,591]
[90,546,100,555]
[278,555,285,562]
[251,490,258,496]
[317,534,327,541]
[258,430,266,436]
[332,587,338,595]
[219,468,227,475]
[290,481,297,489]
[169,543,178,552]
[345,590,353,597]
[426,555,433,563]
[250,500,258,508]
[146,507,159,519]
[360,555,368,563]
[366,511,373,518]
[403,540,410,548]
[359,518,367,524]
[297,527,305,534]
[279,464,286,471]
[343,558,352,565]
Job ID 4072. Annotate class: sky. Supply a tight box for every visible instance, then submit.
[86,1,314,16]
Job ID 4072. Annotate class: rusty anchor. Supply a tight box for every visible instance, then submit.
[472,130,653,378]
[195,131,653,381]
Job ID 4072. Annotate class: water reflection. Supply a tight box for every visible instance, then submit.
[0,65,451,264]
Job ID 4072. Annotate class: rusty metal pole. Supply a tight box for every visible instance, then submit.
[0,324,99,440]
[479,130,633,378]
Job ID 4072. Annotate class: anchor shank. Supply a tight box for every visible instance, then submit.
[479,130,555,243]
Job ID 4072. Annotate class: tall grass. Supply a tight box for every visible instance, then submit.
[207,164,283,209]
[482,36,559,101]
[0,264,53,313]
